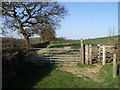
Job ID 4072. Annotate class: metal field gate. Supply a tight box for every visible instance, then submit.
[25,48,81,66]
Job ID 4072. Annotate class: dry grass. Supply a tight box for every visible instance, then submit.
[58,64,105,84]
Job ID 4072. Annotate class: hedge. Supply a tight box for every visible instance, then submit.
[2,37,28,79]
[31,41,50,48]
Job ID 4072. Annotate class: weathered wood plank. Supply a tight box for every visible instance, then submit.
[102,46,106,65]
[97,44,101,62]
[85,45,89,64]
[29,48,80,50]
[89,44,92,64]
[113,54,117,78]
[45,57,80,59]
[80,39,85,64]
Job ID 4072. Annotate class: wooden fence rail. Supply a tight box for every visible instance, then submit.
[26,47,81,66]
[80,40,116,65]
[80,40,118,78]
[29,40,116,66]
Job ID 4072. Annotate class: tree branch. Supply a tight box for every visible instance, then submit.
[12,25,20,29]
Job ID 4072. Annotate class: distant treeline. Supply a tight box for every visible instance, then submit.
[30,37,79,44]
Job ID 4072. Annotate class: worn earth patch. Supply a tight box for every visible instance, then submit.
[57,64,106,84]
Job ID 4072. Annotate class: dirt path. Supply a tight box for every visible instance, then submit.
[57,64,104,84]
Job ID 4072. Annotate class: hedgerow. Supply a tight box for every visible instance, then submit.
[2,37,28,79]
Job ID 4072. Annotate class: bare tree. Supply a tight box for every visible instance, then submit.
[108,28,119,65]
[2,2,68,45]
[108,28,118,46]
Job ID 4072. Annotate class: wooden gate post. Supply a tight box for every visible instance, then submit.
[89,44,92,64]
[97,44,101,62]
[113,54,117,78]
[118,64,120,77]
[85,45,89,64]
[80,39,85,64]
[102,46,106,65]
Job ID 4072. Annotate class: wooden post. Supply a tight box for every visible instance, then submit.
[89,44,92,64]
[113,54,117,78]
[97,44,101,62]
[102,46,106,65]
[85,45,89,64]
[118,64,120,77]
[80,39,85,64]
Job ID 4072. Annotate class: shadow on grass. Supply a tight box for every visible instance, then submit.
[3,62,56,88]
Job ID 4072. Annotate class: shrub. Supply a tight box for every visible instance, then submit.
[31,41,50,48]
[2,37,28,79]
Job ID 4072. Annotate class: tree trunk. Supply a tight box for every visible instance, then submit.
[24,36,30,45]
[20,28,30,45]
[26,37,30,45]
[41,31,45,42]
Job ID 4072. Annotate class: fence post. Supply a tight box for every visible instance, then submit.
[113,54,117,78]
[118,64,120,77]
[85,45,89,64]
[80,39,85,64]
[89,44,92,64]
[102,46,106,65]
[97,44,101,62]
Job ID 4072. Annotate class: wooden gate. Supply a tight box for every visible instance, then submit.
[80,39,116,65]
[25,48,81,66]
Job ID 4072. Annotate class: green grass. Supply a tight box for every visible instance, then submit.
[77,63,96,68]
[84,36,118,46]
[3,62,57,88]
[49,36,119,49]
[34,69,103,88]
[99,63,119,88]
[33,63,119,88]
[3,62,119,88]
[49,41,81,48]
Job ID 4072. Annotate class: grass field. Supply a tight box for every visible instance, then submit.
[3,62,118,88]
[49,36,118,48]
